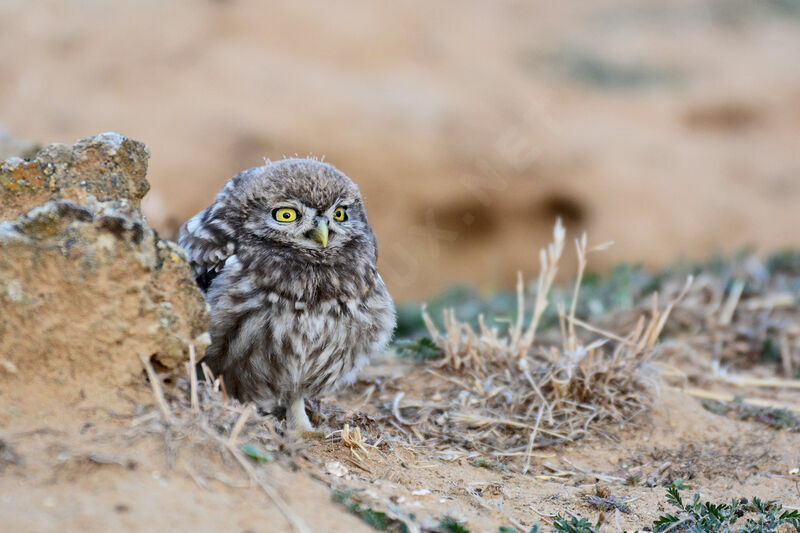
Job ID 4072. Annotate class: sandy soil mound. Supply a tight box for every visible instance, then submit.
[0,133,208,426]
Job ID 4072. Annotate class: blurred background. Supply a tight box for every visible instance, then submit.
[1,0,798,300]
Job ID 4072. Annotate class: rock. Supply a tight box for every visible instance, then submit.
[0,132,150,221]
[0,134,208,417]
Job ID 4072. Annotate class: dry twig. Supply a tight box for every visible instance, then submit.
[138,353,173,424]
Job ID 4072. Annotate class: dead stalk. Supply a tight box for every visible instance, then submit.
[228,403,254,445]
[226,443,312,533]
[522,404,545,475]
[139,353,173,425]
[189,344,199,413]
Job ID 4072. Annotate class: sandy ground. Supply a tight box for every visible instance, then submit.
[311,362,800,531]
[2,358,798,533]
[1,0,799,298]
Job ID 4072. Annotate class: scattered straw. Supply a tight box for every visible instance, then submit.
[522,404,545,475]
[718,279,745,326]
[718,374,800,390]
[327,424,372,461]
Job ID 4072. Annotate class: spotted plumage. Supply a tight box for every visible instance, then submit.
[178,159,395,430]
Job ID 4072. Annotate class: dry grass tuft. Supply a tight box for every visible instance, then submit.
[650,269,800,381]
[415,219,690,468]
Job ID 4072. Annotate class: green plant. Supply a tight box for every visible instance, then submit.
[438,516,470,533]
[331,489,408,532]
[545,483,799,533]
[552,515,597,533]
[240,443,272,462]
[653,484,800,532]
[470,458,509,472]
[766,249,800,275]
[624,475,641,486]
[394,337,443,361]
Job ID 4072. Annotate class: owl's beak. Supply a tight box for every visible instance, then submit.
[310,217,329,247]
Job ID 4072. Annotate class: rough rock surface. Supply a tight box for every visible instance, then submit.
[0,134,208,417]
[0,132,150,222]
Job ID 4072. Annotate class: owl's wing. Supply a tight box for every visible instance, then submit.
[178,207,236,293]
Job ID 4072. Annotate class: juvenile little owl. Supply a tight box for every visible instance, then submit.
[178,159,395,430]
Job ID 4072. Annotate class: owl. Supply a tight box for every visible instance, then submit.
[178,158,396,431]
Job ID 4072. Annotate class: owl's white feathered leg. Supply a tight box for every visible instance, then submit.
[287,396,313,432]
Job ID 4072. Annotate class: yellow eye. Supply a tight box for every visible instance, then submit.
[273,207,297,222]
[333,206,347,221]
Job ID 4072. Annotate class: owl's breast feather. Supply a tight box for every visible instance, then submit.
[259,281,394,396]
[205,250,395,399]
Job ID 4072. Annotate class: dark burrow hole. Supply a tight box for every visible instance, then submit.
[536,193,587,226]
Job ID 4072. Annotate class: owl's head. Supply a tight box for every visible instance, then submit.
[221,158,375,262]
